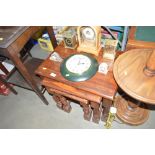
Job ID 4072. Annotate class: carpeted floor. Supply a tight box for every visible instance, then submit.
[0,44,155,129]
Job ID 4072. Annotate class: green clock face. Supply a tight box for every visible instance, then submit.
[60,53,98,82]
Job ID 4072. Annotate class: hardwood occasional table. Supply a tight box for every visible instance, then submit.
[0,26,57,105]
[35,43,118,123]
[113,49,155,125]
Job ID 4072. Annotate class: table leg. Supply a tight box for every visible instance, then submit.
[53,94,63,109]
[53,94,71,113]
[46,27,58,49]
[0,75,17,95]
[59,95,72,113]
[101,99,113,122]
[80,102,92,121]
[7,48,49,105]
[0,62,9,75]
[90,102,101,124]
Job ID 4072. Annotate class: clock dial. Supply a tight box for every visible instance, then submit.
[66,55,91,74]
[82,27,95,40]
[60,53,99,82]
[65,38,72,45]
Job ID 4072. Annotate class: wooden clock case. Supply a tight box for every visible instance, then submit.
[77,26,102,56]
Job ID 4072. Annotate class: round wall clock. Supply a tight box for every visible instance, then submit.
[60,53,99,82]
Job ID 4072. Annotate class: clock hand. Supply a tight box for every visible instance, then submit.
[77,58,85,65]
[77,59,81,65]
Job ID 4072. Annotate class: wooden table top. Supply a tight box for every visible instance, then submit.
[35,43,118,100]
[0,27,45,58]
[113,49,155,104]
[0,26,29,48]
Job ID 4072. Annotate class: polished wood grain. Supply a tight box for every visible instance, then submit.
[47,86,95,121]
[42,78,101,103]
[101,98,113,122]
[44,78,102,123]
[35,43,118,101]
[114,94,149,125]
[113,49,155,104]
[46,86,88,105]
[53,94,63,109]
[80,102,92,121]
[144,50,155,76]
[113,49,155,125]
[90,101,101,123]
[52,93,71,113]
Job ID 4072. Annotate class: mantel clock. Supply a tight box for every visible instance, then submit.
[77,26,102,56]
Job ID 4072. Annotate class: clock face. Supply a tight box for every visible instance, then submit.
[64,38,72,47]
[60,53,99,82]
[66,54,91,74]
[82,27,95,40]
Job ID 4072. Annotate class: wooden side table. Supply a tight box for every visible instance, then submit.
[43,77,102,123]
[0,26,57,105]
[35,43,118,123]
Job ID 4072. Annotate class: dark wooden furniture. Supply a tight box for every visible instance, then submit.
[35,42,118,123]
[0,26,57,105]
[0,62,17,95]
[113,49,155,125]
[127,26,155,50]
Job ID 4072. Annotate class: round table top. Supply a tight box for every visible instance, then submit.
[113,49,155,104]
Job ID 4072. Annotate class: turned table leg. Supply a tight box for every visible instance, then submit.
[101,99,113,122]
[59,95,72,113]
[53,94,63,109]
[114,94,149,125]
[90,102,101,124]
[53,94,71,113]
[80,102,92,121]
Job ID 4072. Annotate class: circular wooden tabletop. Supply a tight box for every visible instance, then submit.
[113,49,155,104]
